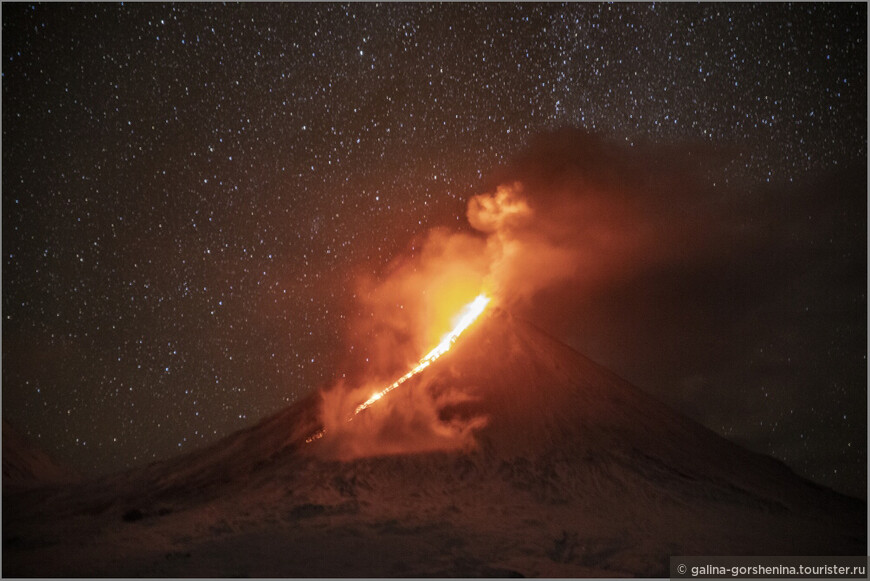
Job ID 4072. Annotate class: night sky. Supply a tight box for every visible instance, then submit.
[3,3,866,498]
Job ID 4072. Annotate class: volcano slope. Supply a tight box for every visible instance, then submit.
[3,310,865,577]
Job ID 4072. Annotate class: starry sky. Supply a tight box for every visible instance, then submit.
[2,3,866,498]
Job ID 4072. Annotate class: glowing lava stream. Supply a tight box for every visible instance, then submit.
[353,293,491,415]
[306,293,491,443]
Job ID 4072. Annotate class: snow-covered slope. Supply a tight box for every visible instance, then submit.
[3,311,865,577]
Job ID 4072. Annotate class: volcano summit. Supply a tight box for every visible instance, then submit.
[3,310,865,577]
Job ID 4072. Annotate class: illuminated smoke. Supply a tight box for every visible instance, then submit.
[352,294,490,415]
[313,130,714,459]
[306,294,489,444]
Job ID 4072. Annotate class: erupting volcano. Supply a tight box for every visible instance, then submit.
[4,168,866,576]
[3,139,865,578]
[3,304,864,577]
[5,0,867,576]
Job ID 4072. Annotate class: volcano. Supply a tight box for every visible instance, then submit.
[3,310,865,577]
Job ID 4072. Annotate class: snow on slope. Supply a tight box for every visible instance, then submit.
[3,311,865,577]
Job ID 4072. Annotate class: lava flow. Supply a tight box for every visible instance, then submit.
[306,293,491,443]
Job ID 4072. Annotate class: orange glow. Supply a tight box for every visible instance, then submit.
[353,293,490,415]
[306,293,491,444]
[423,278,485,348]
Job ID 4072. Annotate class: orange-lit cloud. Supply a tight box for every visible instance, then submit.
[314,375,486,461]
[312,130,725,459]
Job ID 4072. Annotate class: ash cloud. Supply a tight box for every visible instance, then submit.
[468,131,721,307]
[315,128,865,500]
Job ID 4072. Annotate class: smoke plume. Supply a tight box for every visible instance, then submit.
[313,129,717,458]
[313,128,865,485]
